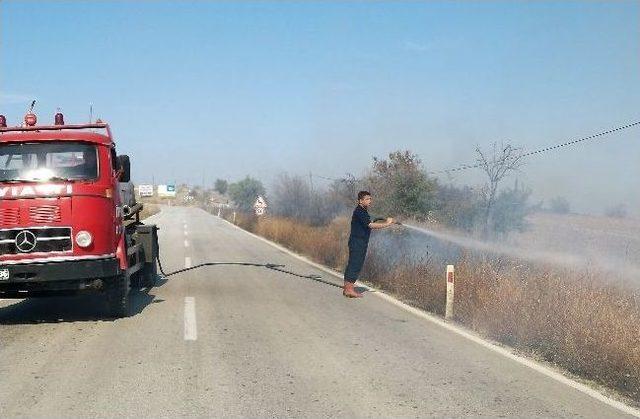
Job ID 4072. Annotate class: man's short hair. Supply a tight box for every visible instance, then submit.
[357,191,371,200]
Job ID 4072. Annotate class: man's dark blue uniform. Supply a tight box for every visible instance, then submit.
[344,204,371,283]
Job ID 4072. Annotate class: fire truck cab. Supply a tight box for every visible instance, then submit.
[0,111,158,318]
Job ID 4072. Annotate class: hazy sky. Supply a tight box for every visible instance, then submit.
[2,1,639,215]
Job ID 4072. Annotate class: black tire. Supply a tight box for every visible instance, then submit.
[139,261,158,288]
[106,274,131,318]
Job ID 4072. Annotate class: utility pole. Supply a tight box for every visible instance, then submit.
[309,172,314,192]
[201,168,206,205]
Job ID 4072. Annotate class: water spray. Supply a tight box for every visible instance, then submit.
[400,223,640,278]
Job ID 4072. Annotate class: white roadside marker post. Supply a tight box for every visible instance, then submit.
[233,211,236,224]
[445,265,455,320]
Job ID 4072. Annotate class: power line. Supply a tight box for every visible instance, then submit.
[308,120,640,180]
[519,120,640,158]
[313,174,339,181]
[427,120,640,175]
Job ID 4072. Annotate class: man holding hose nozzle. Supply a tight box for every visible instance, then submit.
[343,191,395,298]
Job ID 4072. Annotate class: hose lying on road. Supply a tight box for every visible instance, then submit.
[155,253,343,289]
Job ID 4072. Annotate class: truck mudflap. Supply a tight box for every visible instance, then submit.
[0,257,120,295]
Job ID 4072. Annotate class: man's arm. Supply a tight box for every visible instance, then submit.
[368,217,395,229]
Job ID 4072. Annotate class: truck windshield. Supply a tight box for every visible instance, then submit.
[0,142,98,182]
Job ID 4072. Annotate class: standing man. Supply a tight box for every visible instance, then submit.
[343,191,394,298]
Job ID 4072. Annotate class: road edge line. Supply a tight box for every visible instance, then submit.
[218,214,640,418]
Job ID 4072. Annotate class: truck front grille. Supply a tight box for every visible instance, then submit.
[0,208,20,226]
[29,205,62,223]
[0,227,72,255]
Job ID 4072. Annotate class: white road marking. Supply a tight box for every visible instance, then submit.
[183,297,197,341]
[184,230,188,237]
[221,216,640,418]
[184,239,189,248]
[185,257,191,268]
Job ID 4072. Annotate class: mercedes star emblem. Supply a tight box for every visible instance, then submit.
[15,230,37,253]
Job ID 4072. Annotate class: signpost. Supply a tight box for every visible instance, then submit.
[254,195,267,216]
[445,265,455,320]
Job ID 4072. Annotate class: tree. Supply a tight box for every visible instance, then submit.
[435,184,483,232]
[476,142,525,234]
[214,179,228,195]
[490,183,532,234]
[271,174,310,221]
[328,173,360,208]
[228,176,266,212]
[271,173,346,226]
[366,150,438,220]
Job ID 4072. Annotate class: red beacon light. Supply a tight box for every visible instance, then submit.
[24,112,37,126]
[54,112,65,125]
[0,115,6,128]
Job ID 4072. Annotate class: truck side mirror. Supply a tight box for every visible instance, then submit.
[117,155,131,182]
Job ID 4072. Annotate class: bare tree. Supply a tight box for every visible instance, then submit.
[476,142,525,234]
[329,173,359,207]
[271,173,346,225]
[271,173,311,220]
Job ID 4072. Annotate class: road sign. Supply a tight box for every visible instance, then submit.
[138,184,154,197]
[158,184,177,198]
[254,195,267,216]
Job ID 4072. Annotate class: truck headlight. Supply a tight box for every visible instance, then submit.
[75,231,93,248]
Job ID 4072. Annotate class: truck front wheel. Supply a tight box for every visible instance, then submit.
[106,274,131,318]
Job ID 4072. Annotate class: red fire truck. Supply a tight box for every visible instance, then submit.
[0,111,158,318]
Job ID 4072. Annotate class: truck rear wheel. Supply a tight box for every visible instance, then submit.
[139,261,158,288]
[106,274,131,318]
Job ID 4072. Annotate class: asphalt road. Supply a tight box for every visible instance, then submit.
[0,206,634,418]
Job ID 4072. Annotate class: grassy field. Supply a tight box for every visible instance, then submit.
[224,210,640,404]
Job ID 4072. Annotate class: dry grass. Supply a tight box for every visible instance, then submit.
[452,259,640,399]
[227,211,640,403]
[139,203,160,220]
[234,213,350,271]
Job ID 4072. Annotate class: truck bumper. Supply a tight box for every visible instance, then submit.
[0,257,120,297]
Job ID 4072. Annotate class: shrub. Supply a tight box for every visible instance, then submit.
[228,176,266,212]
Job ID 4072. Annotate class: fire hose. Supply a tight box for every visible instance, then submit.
[153,236,343,289]
[148,216,402,290]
